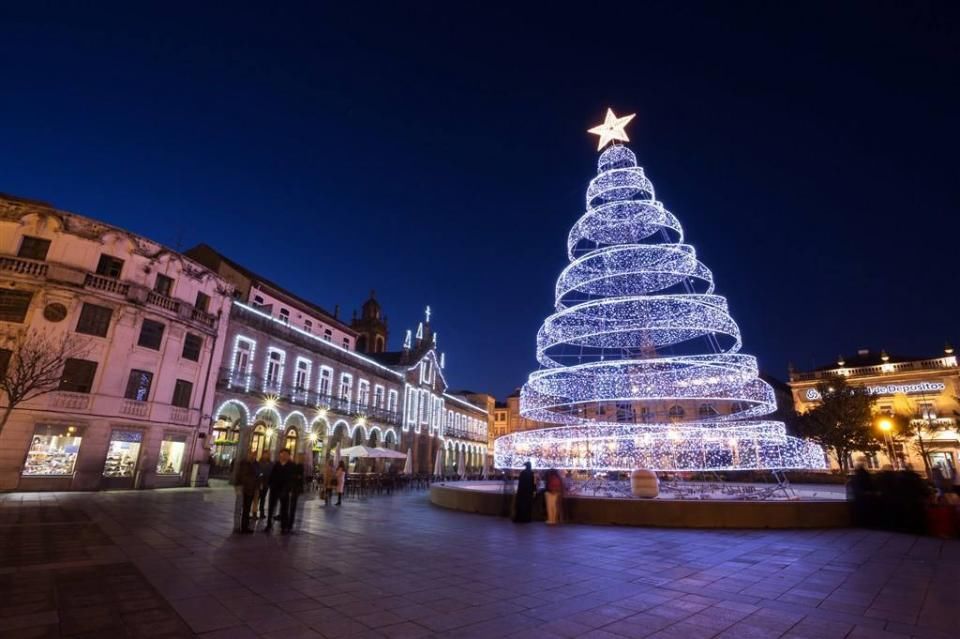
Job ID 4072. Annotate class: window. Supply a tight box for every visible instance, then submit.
[156,435,187,475]
[22,424,83,476]
[616,402,635,423]
[698,403,718,418]
[339,373,353,402]
[318,366,333,397]
[58,358,98,393]
[0,348,10,379]
[264,349,284,391]
[918,401,937,420]
[668,405,685,419]
[374,385,385,408]
[295,358,311,393]
[153,274,174,297]
[387,389,398,413]
[324,329,332,342]
[279,308,290,324]
[304,319,313,333]
[232,338,254,387]
[75,303,112,337]
[195,291,210,313]
[358,380,370,408]
[182,333,203,361]
[640,406,653,422]
[0,289,33,323]
[17,236,51,261]
[137,319,165,350]
[95,254,124,278]
[102,430,142,478]
[253,295,264,305]
[171,379,193,408]
[342,337,350,349]
[123,369,153,401]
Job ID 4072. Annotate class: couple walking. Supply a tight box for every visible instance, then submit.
[234,448,304,534]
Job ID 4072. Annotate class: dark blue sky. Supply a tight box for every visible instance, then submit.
[2,2,958,398]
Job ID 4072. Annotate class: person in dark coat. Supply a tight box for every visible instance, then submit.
[288,453,306,530]
[514,462,536,523]
[233,451,260,533]
[257,452,273,519]
[265,448,295,533]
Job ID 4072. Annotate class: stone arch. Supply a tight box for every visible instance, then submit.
[210,399,250,473]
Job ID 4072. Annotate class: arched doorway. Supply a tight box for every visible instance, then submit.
[250,408,280,460]
[284,427,299,454]
[210,400,248,477]
[250,424,268,459]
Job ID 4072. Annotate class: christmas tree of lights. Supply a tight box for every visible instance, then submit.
[494,109,825,471]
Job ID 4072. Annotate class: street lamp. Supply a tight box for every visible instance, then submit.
[877,418,898,470]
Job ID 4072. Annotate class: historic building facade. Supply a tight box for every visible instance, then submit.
[0,195,232,491]
[188,247,489,478]
[789,347,960,475]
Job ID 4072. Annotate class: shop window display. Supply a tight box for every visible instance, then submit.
[156,435,187,475]
[22,425,83,476]
[103,430,142,478]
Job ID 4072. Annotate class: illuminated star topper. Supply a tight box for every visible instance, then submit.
[587,108,636,151]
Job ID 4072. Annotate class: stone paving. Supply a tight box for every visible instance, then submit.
[0,487,957,639]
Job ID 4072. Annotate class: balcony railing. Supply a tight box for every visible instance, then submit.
[119,399,150,417]
[147,290,180,312]
[84,272,131,295]
[791,356,958,382]
[442,426,488,443]
[48,391,92,410]
[218,369,402,425]
[0,255,48,277]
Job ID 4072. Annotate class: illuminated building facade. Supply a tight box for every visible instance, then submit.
[789,347,960,475]
[0,195,232,490]
[188,247,489,477]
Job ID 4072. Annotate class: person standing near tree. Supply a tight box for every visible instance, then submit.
[513,462,535,523]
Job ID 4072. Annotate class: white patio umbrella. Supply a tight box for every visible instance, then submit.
[402,448,413,474]
[433,448,444,477]
[339,445,407,459]
[457,450,466,478]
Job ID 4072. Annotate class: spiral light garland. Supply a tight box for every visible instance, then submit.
[495,130,825,472]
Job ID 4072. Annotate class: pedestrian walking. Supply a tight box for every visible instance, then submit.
[323,458,335,505]
[513,461,535,523]
[257,451,273,520]
[544,468,563,525]
[265,448,295,533]
[233,451,259,533]
[335,460,346,506]
[289,453,306,529]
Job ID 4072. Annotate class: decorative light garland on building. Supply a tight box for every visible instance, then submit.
[496,122,825,472]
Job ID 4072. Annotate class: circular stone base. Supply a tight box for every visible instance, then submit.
[429,482,851,529]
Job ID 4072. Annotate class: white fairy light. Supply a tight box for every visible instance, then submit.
[498,131,825,472]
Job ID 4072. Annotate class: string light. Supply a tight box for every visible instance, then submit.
[497,137,825,471]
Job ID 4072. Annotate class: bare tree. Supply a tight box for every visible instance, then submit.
[0,329,90,436]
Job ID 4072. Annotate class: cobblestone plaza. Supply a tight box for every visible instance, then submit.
[1,488,957,639]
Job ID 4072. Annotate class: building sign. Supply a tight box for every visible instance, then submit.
[804,381,946,401]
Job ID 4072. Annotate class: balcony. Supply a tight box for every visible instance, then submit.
[119,399,150,418]
[0,255,48,277]
[217,369,403,426]
[84,272,130,295]
[443,426,488,443]
[48,391,92,410]
[791,356,959,382]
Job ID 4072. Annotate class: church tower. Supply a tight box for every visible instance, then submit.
[352,290,389,354]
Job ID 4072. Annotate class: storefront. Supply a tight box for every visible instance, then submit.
[101,429,144,489]
[21,424,84,482]
[156,434,188,478]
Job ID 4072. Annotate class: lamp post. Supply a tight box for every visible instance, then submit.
[877,418,897,470]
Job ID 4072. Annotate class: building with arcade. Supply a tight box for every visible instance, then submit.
[188,246,489,479]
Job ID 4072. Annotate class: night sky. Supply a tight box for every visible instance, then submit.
[2,2,958,398]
